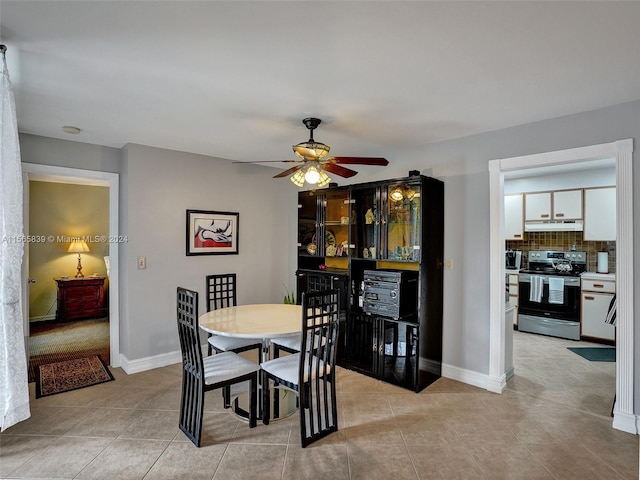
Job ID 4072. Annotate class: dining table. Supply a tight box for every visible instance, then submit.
[199,303,302,419]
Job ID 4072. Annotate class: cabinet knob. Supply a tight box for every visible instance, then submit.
[584,295,595,300]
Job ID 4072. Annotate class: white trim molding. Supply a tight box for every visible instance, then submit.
[488,139,636,434]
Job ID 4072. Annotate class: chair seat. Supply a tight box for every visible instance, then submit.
[261,353,330,385]
[208,335,261,353]
[203,351,258,385]
[270,334,301,352]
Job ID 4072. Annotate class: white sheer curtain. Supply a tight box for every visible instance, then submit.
[0,45,30,431]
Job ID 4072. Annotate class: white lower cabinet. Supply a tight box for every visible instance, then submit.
[581,276,615,342]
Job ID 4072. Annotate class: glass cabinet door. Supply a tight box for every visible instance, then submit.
[323,188,350,258]
[385,181,421,261]
[350,186,380,260]
[378,319,418,390]
[298,191,319,257]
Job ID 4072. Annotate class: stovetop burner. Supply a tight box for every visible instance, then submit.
[519,268,583,277]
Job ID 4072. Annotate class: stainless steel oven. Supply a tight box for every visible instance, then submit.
[518,250,586,340]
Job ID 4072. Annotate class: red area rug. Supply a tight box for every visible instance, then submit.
[35,355,114,398]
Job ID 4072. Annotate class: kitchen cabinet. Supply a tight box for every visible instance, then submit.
[296,173,444,392]
[55,277,108,322]
[584,187,616,241]
[504,194,524,240]
[524,189,582,222]
[581,275,615,343]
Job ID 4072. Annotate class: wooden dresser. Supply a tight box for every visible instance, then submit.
[55,277,108,321]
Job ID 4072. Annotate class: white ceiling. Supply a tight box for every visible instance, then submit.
[2,1,640,172]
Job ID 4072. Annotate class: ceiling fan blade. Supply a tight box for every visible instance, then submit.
[322,163,359,178]
[273,164,304,178]
[233,159,299,164]
[331,156,389,166]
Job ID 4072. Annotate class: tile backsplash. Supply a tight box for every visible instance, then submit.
[506,231,615,273]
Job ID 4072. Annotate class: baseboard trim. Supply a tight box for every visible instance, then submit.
[119,350,181,375]
[441,363,493,391]
[612,410,639,435]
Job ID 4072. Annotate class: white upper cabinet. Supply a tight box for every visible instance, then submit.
[552,189,583,220]
[504,194,523,240]
[584,187,616,241]
[524,192,551,221]
[524,189,582,221]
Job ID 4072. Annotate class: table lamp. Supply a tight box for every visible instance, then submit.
[67,239,90,278]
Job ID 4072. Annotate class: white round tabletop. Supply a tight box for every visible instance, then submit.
[199,304,302,339]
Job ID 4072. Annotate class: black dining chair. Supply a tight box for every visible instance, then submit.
[206,273,262,356]
[206,274,263,408]
[260,289,340,447]
[176,287,258,447]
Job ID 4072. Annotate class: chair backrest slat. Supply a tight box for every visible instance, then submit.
[206,273,237,312]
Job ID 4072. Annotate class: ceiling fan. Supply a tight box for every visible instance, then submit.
[238,118,388,187]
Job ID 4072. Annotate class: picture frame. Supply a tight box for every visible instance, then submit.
[186,210,239,255]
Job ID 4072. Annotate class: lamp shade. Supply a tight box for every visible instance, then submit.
[67,239,90,253]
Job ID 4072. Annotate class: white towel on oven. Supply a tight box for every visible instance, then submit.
[548,277,564,304]
[529,276,544,303]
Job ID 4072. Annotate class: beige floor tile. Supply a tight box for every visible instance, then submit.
[212,443,287,480]
[2,405,94,435]
[526,443,627,479]
[343,415,404,445]
[8,435,113,479]
[75,438,169,480]
[466,443,555,479]
[282,444,349,479]
[6,330,637,479]
[407,444,486,479]
[143,441,226,480]
[117,409,180,440]
[583,442,640,480]
[65,407,145,438]
[348,444,418,480]
[0,434,57,477]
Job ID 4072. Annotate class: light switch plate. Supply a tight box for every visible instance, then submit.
[137,256,146,269]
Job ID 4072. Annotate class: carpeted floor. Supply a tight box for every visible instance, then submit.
[28,317,110,383]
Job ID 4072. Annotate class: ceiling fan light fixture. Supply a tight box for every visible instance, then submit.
[292,141,330,160]
[304,165,321,184]
[290,169,306,187]
[317,170,332,187]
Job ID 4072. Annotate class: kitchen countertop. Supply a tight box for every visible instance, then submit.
[581,272,616,281]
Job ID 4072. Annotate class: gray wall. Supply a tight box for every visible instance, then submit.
[19,98,640,412]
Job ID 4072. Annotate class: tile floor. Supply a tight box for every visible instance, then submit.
[1,331,637,479]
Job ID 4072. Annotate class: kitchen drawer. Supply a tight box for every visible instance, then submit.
[581,279,615,293]
[508,273,519,286]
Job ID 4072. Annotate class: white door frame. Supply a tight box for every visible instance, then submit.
[487,139,635,434]
[21,163,120,367]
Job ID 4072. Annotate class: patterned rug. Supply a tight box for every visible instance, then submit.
[35,355,114,398]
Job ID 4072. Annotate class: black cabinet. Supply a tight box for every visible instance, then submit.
[296,174,444,392]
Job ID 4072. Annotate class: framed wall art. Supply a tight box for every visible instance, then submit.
[186,210,239,255]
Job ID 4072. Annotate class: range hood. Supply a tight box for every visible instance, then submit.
[524,220,584,232]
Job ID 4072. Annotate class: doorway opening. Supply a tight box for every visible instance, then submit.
[488,139,636,434]
[21,163,120,369]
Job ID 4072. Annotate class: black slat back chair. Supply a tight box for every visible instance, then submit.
[177,287,258,447]
[261,288,340,447]
[205,273,262,355]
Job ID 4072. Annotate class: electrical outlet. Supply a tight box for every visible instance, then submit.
[445,258,453,270]
[137,256,146,269]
